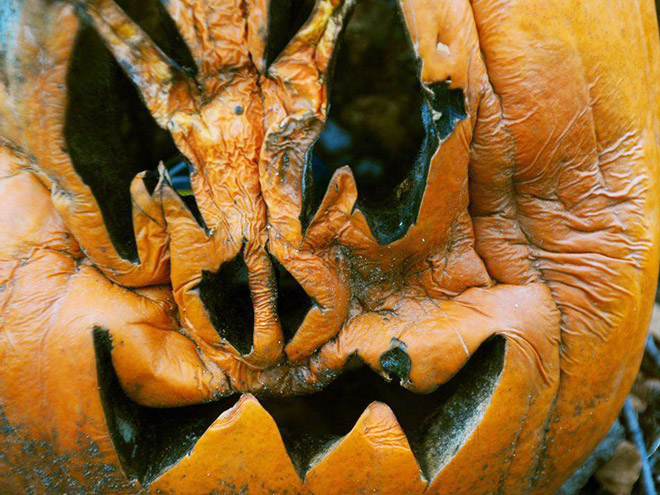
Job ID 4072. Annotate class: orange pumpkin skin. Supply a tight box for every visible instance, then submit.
[0,0,659,493]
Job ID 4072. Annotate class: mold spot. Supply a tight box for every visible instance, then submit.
[380,346,412,382]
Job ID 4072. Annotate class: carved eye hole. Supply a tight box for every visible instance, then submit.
[301,0,426,244]
[64,0,196,262]
[301,0,466,245]
[314,0,425,204]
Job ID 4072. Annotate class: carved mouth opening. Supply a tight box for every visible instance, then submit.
[94,328,505,485]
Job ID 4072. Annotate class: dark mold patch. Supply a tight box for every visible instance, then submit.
[196,256,255,355]
[0,392,136,494]
[380,346,412,382]
[65,0,195,262]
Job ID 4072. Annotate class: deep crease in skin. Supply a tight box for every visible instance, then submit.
[465,0,564,486]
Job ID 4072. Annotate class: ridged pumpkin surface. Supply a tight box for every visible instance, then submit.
[0,0,659,493]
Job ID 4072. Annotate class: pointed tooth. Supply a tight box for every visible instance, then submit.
[304,402,426,495]
[150,394,303,495]
[303,165,358,249]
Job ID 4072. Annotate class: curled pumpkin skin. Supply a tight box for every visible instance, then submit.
[0,0,659,494]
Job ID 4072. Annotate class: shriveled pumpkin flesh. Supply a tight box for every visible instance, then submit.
[0,0,658,494]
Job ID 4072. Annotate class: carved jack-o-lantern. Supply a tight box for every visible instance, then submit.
[0,0,659,493]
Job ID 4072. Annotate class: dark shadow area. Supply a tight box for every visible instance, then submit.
[96,327,505,485]
[266,0,316,68]
[196,256,255,355]
[273,258,313,343]
[94,328,240,485]
[301,0,466,244]
[65,0,195,261]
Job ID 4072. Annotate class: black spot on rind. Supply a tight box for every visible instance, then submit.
[93,327,240,485]
[196,256,255,355]
[380,346,412,382]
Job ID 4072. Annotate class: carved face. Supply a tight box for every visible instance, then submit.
[0,0,659,493]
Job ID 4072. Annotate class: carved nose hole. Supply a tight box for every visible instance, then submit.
[273,259,313,343]
[197,255,255,355]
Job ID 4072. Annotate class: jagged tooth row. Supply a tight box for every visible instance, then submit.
[148,398,426,495]
[149,395,304,495]
[146,312,560,495]
[305,402,427,495]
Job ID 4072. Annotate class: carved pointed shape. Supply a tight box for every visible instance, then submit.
[80,0,193,126]
[304,402,426,495]
[160,0,252,77]
[150,394,303,495]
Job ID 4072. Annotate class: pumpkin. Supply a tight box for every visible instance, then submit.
[0,0,659,493]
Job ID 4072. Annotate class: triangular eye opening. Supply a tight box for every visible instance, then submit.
[300,0,466,245]
[65,0,197,263]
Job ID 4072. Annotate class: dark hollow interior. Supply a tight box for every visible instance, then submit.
[65,0,195,262]
[309,0,426,204]
[196,254,314,354]
[95,328,505,485]
[300,0,467,244]
[196,257,255,356]
[274,259,314,343]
